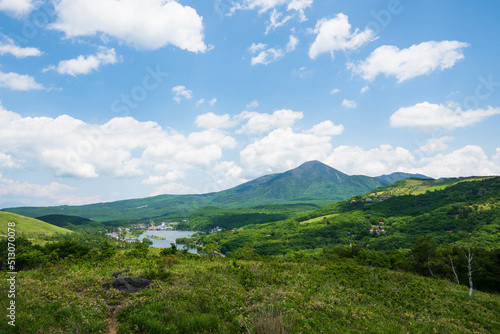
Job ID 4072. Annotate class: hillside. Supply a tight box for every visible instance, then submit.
[0,211,72,236]
[1,249,499,333]
[366,176,492,197]
[194,176,500,254]
[3,161,428,222]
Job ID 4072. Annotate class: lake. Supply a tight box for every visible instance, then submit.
[138,230,199,254]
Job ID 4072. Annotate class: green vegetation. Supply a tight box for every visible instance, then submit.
[0,211,72,241]
[3,161,421,222]
[1,245,499,334]
[1,174,500,333]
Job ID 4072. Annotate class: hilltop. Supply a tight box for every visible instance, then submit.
[3,161,428,222]
[0,211,72,237]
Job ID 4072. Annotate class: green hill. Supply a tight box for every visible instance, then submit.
[3,161,427,222]
[0,211,72,236]
[366,176,492,197]
[1,251,499,333]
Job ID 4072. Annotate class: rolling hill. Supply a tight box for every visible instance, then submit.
[3,161,429,222]
[0,211,72,236]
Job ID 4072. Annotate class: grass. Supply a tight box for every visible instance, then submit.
[0,211,72,243]
[1,248,499,334]
[367,177,492,197]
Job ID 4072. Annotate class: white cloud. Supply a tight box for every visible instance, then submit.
[43,47,117,76]
[195,112,238,129]
[0,152,20,168]
[0,71,44,90]
[349,41,469,82]
[142,170,185,185]
[172,85,193,103]
[342,99,357,109]
[210,161,247,189]
[246,100,259,109]
[325,145,415,176]
[330,88,340,94]
[390,102,500,130]
[150,182,198,196]
[196,98,205,106]
[360,85,369,93]
[49,0,207,52]
[250,34,297,65]
[309,13,376,60]
[251,47,284,65]
[249,43,267,54]
[240,127,332,173]
[0,36,42,57]
[0,0,36,16]
[209,98,217,106]
[416,136,454,153]
[0,176,76,201]
[415,145,500,178]
[305,120,344,136]
[286,35,299,52]
[0,106,237,182]
[238,109,303,134]
[266,9,292,34]
[231,0,312,20]
[494,148,500,161]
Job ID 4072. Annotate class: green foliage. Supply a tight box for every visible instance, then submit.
[2,249,500,334]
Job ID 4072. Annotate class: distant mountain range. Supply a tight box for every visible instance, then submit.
[2,161,430,222]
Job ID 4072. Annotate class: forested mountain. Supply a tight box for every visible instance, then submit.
[2,161,428,222]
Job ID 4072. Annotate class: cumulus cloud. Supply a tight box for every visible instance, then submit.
[0,106,237,182]
[150,182,198,196]
[0,174,76,202]
[342,99,357,109]
[416,136,454,153]
[172,85,193,103]
[195,112,238,129]
[0,0,37,16]
[49,0,207,52]
[325,145,415,176]
[360,85,369,93]
[0,35,42,57]
[209,161,247,189]
[349,41,469,82]
[240,127,332,173]
[250,35,298,65]
[330,88,340,94]
[309,13,376,60]
[305,120,344,136]
[0,152,20,168]
[390,102,500,130]
[416,145,500,178]
[237,109,303,134]
[43,47,117,76]
[0,71,44,90]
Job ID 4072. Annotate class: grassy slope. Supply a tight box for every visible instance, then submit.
[0,211,72,236]
[366,176,492,197]
[1,251,499,333]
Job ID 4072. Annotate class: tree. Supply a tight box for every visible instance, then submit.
[411,236,438,277]
[463,233,483,296]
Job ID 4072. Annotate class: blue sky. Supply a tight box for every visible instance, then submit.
[0,0,499,207]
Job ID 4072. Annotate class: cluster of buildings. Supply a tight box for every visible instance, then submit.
[104,232,138,243]
[370,222,388,234]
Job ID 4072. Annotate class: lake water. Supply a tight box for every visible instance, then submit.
[138,230,199,254]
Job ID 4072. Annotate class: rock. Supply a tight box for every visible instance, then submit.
[112,269,130,278]
[102,276,152,293]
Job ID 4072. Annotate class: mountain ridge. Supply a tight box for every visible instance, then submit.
[3,160,431,222]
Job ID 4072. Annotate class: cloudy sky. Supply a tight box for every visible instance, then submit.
[0,0,499,207]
